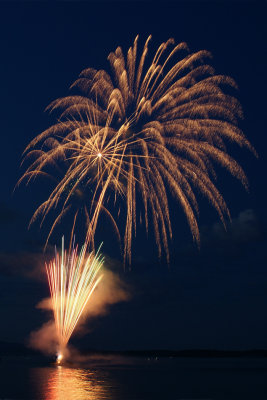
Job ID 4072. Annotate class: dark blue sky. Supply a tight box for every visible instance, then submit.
[0,1,266,351]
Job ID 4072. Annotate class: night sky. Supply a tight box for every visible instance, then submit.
[0,1,266,351]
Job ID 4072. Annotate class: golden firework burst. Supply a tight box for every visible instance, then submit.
[20,35,256,264]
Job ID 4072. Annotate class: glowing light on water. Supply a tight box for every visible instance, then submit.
[36,366,107,400]
[56,352,63,364]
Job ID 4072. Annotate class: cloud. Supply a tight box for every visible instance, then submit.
[201,209,262,246]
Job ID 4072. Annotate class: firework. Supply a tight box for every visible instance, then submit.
[45,237,103,361]
[20,35,256,263]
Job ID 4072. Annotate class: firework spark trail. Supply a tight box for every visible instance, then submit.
[20,35,256,264]
[45,237,103,360]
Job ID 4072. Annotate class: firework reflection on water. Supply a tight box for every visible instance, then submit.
[37,366,108,400]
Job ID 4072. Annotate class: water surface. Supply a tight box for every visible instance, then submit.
[1,357,267,399]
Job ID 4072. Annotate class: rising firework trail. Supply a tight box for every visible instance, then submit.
[20,35,256,264]
[45,236,103,362]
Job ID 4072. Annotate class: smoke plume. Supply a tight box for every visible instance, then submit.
[28,266,130,355]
